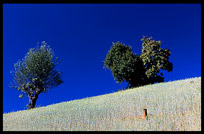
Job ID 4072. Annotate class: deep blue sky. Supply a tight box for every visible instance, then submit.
[3,4,201,113]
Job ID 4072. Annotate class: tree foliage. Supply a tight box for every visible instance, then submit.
[140,36,173,83]
[10,41,63,109]
[104,42,147,88]
[104,36,173,89]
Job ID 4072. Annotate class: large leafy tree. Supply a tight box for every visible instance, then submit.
[140,36,173,84]
[104,36,173,89]
[103,42,147,88]
[10,41,63,109]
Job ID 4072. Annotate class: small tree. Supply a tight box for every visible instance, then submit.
[140,36,173,84]
[10,41,63,109]
[103,42,147,88]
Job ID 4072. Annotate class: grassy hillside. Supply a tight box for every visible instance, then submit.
[3,77,201,131]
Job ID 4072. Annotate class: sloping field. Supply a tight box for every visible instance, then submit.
[3,77,201,131]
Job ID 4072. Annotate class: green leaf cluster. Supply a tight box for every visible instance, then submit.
[10,41,63,98]
[140,36,173,83]
[104,36,173,89]
[104,42,148,88]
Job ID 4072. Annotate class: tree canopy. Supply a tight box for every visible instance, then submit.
[10,41,63,109]
[140,36,173,83]
[104,36,173,89]
[104,42,147,88]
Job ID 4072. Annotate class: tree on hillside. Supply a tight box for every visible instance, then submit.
[140,36,173,84]
[103,42,148,88]
[104,36,173,89]
[10,41,63,109]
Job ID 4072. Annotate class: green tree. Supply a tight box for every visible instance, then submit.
[104,36,173,89]
[10,41,63,109]
[140,36,173,84]
[103,42,147,88]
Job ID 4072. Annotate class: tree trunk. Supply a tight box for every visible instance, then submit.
[28,92,39,109]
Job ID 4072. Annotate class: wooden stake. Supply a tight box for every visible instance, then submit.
[143,109,147,119]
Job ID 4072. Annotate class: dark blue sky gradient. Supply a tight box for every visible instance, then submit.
[3,4,201,113]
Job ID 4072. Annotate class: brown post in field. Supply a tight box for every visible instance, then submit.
[143,109,147,119]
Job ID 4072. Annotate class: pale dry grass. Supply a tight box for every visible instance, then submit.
[3,77,201,131]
